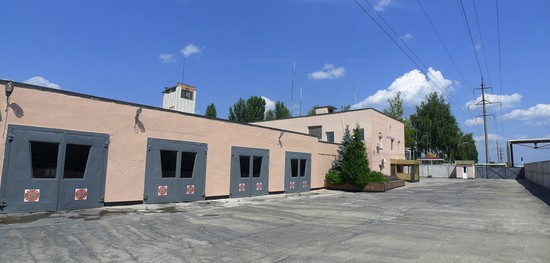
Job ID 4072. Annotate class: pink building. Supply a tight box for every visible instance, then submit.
[254,106,405,174]
[0,81,337,213]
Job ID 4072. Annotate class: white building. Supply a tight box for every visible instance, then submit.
[162,83,196,114]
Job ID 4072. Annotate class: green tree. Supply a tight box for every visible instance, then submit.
[341,105,351,112]
[273,101,291,119]
[455,132,478,162]
[265,109,275,121]
[265,101,290,121]
[228,96,266,122]
[341,124,371,187]
[383,92,404,120]
[205,103,217,118]
[332,125,351,171]
[410,92,461,161]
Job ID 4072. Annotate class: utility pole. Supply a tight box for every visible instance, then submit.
[481,79,489,164]
[470,77,501,164]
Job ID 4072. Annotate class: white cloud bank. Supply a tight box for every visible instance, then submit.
[24,76,61,89]
[308,64,346,80]
[465,93,522,109]
[503,104,550,125]
[261,96,276,112]
[352,67,453,109]
[181,43,203,58]
[474,133,505,143]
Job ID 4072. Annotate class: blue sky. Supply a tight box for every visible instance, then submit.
[1,0,549,164]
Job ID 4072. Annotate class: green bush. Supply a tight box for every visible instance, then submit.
[367,171,389,183]
[325,169,343,185]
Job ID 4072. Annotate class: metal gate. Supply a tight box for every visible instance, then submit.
[284,151,311,193]
[230,147,269,198]
[0,125,109,212]
[475,166,525,179]
[144,138,207,204]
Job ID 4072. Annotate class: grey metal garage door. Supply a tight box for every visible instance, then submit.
[230,147,269,198]
[285,151,311,193]
[0,125,109,212]
[144,138,207,204]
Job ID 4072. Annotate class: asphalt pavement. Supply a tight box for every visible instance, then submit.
[1,178,549,262]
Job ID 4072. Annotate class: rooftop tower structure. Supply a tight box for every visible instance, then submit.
[162,83,196,114]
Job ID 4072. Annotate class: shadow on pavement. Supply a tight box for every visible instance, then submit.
[516,179,550,207]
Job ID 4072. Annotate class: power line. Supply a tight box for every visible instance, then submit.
[458,0,484,79]
[353,0,470,119]
[471,0,493,86]
[417,0,473,91]
[361,0,451,94]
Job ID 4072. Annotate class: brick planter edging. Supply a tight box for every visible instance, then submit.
[325,180,405,192]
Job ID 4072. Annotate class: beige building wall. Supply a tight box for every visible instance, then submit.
[253,108,405,175]
[0,82,337,202]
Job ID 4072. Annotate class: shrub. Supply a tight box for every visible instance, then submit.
[325,169,343,185]
[367,171,389,183]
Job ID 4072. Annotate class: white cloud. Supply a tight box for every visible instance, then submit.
[308,64,346,80]
[502,104,550,125]
[474,133,505,143]
[261,96,276,112]
[464,117,483,126]
[181,43,203,58]
[374,0,391,11]
[400,33,413,42]
[24,76,61,89]
[351,67,453,109]
[159,53,175,63]
[465,93,521,109]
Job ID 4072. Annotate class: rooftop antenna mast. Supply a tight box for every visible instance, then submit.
[353,85,357,104]
[181,57,186,83]
[290,62,295,117]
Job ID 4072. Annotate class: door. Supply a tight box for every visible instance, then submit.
[462,166,468,179]
[285,152,311,193]
[0,125,109,213]
[230,147,269,198]
[144,138,207,204]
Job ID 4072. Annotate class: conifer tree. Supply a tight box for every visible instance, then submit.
[332,125,351,171]
[341,124,370,187]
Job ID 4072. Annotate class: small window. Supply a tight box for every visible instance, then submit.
[398,141,401,151]
[391,139,394,151]
[291,159,299,177]
[181,90,194,100]
[240,156,250,178]
[63,144,91,179]
[180,152,196,178]
[31,142,59,179]
[252,156,262,178]
[308,126,322,139]
[326,132,334,143]
[359,129,365,141]
[160,150,178,178]
[299,159,307,177]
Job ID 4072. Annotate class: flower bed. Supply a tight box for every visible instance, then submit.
[325,180,405,192]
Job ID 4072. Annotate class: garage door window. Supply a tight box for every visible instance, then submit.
[30,141,59,179]
[63,144,91,179]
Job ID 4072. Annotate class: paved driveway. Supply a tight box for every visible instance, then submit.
[1,179,549,262]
